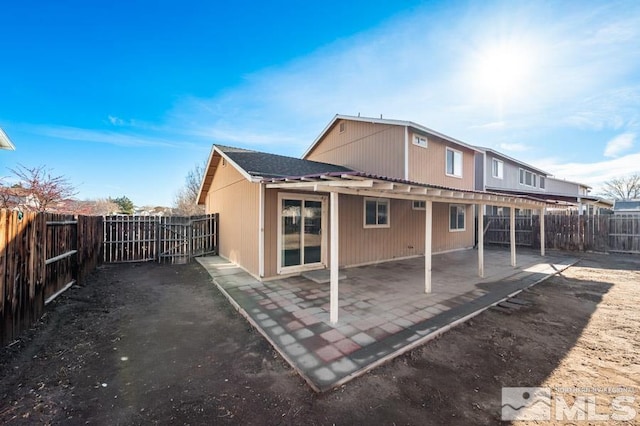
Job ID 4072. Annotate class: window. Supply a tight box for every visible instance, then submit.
[446,148,463,177]
[412,200,426,210]
[339,122,345,133]
[449,204,465,231]
[540,176,546,189]
[364,198,390,228]
[413,135,428,148]
[492,158,504,179]
[519,169,537,187]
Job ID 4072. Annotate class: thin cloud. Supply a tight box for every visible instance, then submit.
[604,132,635,157]
[499,142,530,152]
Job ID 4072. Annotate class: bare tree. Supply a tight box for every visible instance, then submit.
[90,198,120,215]
[9,165,77,212]
[600,173,640,200]
[173,161,206,216]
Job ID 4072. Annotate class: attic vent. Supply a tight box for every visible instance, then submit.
[222,158,227,166]
[339,122,345,133]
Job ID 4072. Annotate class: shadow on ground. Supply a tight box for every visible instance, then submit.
[1,253,638,425]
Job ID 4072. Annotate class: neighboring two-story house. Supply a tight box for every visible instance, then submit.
[475,147,611,214]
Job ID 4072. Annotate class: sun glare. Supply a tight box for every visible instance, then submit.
[476,41,534,98]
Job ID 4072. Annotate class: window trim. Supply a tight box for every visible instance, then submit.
[519,168,538,188]
[449,204,466,232]
[412,200,426,210]
[539,176,546,190]
[413,135,428,149]
[445,147,463,178]
[491,158,504,179]
[363,197,390,229]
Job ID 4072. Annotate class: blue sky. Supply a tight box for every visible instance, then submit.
[1,0,639,206]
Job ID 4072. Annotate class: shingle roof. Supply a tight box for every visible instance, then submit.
[217,145,353,179]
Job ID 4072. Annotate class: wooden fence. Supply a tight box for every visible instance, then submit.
[484,214,640,254]
[103,214,218,264]
[0,210,103,346]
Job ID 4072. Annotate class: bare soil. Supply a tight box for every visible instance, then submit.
[1,253,638,425]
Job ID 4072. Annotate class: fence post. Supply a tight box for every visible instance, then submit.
[214,213,219,255]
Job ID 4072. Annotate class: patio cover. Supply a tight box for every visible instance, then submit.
[265,172,548,323]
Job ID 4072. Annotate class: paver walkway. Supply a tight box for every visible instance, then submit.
[197,248,578,391]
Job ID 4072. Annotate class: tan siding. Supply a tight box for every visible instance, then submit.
[408,131,475,190]
[206,161,259,276]
[431,202,475,253]
[306,120,405,179]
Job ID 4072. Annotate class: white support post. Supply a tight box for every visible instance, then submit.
[424,200,433,293]
[258,183,265,278]
[540,206,546,257]
[330,191,339,324]
[510,207,516,267]
[478,204,484,278]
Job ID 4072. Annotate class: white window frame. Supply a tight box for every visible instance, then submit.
[445,147,463,178]
[492,158,504,179]
[539,176,545,190]
[449,204,466,232]
[519,168,537,187]
[276,193,328,275]
[412,200,426,210]
[413,135,428,148]
[363,197,390,229]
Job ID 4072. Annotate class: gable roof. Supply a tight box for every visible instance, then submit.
[218,145,352,179]
[0,128,15,150]
[303,114,483,159]
[197,145,353,204]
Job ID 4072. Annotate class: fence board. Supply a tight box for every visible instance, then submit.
[485,213,640,254]
[1,209,103,346]
[103,214,218,264]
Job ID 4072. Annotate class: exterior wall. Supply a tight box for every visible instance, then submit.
[205,160,260,277]
[485,153,546,192]
[262,191,475,278]
[545,177,588,196]
[305,119,405,179]
[408,131,476,190]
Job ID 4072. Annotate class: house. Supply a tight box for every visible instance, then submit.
[0,186,39,210]
[475,147,612,214]
[198,115,547,323]
[0,127,16,150]
[613,200,640,215]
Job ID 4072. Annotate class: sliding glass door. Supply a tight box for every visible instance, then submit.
[279,195,325,271]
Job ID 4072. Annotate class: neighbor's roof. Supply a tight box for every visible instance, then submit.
[477,146,549,176]
[197,144,353,204]
[614,200,640,211]
[0,128,15,150]
[303,114,484,159]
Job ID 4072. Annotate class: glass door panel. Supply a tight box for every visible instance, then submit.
[282,199,301,267]
[303,201,322,264]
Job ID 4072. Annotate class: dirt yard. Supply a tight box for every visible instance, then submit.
[0,252,638,425]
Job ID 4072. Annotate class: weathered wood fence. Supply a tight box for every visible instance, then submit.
[485,214,640,254]
[1,210,103,346]
[103,214,218,264]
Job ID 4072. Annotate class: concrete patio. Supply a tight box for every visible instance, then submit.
[197,247,578,392]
